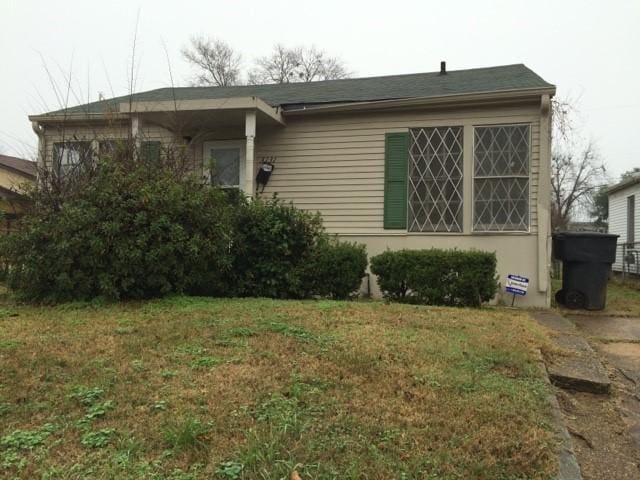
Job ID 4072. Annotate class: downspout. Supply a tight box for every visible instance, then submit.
[31,121,45,174]
[538,95,552,303]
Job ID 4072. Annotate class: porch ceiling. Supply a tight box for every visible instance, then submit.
[138,107,279,134]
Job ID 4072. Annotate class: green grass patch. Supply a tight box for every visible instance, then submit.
[0,296,556,479]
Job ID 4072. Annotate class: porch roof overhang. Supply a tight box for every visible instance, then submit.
[28,96,285,127]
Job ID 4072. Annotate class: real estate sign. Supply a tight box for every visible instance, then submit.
[505,274,529,296]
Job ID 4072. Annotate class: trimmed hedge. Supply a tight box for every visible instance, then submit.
[295,239,368,299]
[370,249,498,307]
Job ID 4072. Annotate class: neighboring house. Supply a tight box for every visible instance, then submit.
[608,175,640,273]
[28,63,555,306]
[0,154,36,233]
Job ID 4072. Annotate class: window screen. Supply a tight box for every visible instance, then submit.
[473,125,530,231]
[408,127,463,232]
[209,147,240,187]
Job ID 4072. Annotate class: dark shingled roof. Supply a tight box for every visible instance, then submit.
[46,64,554,116]
[0,154,36,178]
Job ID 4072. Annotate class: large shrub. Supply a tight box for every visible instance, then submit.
[229,197,323,298]
[295,238,368,299]
[1,160,233,302]
[370,249,498,307]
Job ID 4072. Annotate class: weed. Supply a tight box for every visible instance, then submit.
[163,418,211,452]
[161,369,177,379]
[81,429,115,448]
[84,400,115,421]
[0,402,10,417]
[268,321,331,344]
[190,356,222,369]
[225,327,256,338]
[215,460,244,479]
[0,340,21,350]
[131,359,145,371]
[69,386,104,406]
[1,424,55,450]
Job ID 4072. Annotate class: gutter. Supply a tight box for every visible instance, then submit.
[607,177,640,195]
[282,87,557,116]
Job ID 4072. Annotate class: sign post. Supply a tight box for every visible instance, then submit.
[505,274,529,306]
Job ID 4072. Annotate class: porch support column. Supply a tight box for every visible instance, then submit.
[538,95,552,298]
[245,110,256,197]
[131,115,141,157]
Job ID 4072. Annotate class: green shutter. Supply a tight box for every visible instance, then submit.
[383,132,408,229]
[141,141,161,164]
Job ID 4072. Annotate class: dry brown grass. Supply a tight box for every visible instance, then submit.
[0,297,556,479]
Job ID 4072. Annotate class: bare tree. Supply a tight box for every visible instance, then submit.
[247,44,301,84]
[249,45,349,84]
[551,141,606,230]
[296,46,350,82]
[182,36,242,87]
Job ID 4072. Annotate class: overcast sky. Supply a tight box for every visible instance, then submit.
[1,0,639,180]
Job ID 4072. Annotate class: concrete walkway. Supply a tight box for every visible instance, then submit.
[533,310,640,479]
[531,311,610,394]
[568,313,640,446]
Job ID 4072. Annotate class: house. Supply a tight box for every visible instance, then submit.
[0,154,36,233]
[28,63,555,306]
[608,175,640,274]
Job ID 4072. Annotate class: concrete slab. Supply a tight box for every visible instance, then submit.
[569,314,640,341]
[595,342,640,446]
[531,311,579,334]
[531,312,611,394]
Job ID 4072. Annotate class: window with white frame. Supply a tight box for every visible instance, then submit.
[203,141,244,189]
[53,141,93,176]
[473,124,530,231]
[408,126,464,232]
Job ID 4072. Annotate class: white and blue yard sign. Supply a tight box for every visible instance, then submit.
[506,274,529,296]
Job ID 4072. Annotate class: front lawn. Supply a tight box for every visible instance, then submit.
[0,297,555,479]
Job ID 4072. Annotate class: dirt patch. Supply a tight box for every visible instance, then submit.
[557,388,640,479]
[600,341,640,359]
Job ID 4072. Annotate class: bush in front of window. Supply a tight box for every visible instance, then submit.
[1,159,234,302]
[293,238,368,300]
[370,249,498,307]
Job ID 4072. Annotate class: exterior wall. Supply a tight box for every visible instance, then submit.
[255,103,550,307]
[256,104,542,235]
[609,185,640,272]
[35,100,551,307]
[0,167,31,194]
[349,234,545,307]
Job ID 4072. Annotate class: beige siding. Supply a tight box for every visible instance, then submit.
[256,104,542,235]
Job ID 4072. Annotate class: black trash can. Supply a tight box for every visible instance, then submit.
[553,232,619,310]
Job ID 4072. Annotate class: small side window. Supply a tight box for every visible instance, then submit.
[53,141,93,176]
[141,141,162,165]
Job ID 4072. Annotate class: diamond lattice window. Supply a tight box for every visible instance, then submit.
[473,124,530,231]
[408,127,463,232]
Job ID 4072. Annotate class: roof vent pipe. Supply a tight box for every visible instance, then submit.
[440,61,447,75]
